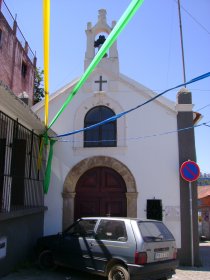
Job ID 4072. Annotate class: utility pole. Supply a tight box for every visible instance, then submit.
[177,0,186,86]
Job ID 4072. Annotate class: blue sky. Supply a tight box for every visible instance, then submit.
[3,0,210,174]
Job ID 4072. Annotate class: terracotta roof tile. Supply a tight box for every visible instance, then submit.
[198,186,210,199]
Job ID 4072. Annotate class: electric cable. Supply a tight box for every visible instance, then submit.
[55,121,209,143]
[196,104,210,112]
[51,72,210,139]
[173,0,210,36]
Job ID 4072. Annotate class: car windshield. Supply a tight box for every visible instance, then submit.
[138,221,174,242]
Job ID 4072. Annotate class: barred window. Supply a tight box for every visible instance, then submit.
[0,111,46,212]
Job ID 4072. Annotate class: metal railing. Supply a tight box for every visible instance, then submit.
[0,111,46,213]
[0,0,36,64]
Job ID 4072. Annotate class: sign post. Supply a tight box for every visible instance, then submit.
[180,160,200,267]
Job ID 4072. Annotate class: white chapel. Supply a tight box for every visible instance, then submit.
[33,9,200,265]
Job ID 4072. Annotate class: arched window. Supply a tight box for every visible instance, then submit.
[84,106,116,147]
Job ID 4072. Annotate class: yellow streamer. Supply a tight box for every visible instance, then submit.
[43,0,50,126]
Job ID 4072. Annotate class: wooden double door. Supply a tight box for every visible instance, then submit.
[74,167,127,220]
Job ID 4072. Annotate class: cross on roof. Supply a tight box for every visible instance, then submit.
[95,76,107,91]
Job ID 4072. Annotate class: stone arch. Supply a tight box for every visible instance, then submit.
[62,156,137,229]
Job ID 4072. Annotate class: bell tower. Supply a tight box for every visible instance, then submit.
[84,9,119,75]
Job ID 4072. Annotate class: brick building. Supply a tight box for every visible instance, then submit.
[198,186,210,240]
[0,0,36,106]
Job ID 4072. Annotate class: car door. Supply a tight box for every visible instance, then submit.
[55,219,99,271]
[55,232,85,269]
[82,219,132,273]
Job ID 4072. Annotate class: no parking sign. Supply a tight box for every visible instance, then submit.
[180,160,200,182]
[180,160,200,267]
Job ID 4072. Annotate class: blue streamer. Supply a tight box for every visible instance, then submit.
[51,72,210,139]
[56,122,209,143]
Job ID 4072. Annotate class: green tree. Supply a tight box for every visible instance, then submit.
[33,68,44,104]
[197,172,210,186]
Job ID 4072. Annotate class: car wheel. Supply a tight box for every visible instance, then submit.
[108,265,130,280]
[39,250,55,270]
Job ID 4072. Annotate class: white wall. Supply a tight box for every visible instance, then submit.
[35,74,181,247]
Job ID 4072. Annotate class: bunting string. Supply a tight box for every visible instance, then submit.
[51,72,210,139]
[54,122,210,143]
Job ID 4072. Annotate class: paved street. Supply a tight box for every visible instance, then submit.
[1,243,210,280]
[174,242,210,280]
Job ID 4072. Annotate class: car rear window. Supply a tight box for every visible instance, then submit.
[138,221,175,242]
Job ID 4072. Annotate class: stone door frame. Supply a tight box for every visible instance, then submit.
[62,156,137,229]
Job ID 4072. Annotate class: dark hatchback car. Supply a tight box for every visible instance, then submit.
[36,217,178,280]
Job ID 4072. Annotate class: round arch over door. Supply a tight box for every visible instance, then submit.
[74,167,127,220]
[62,156,137,229]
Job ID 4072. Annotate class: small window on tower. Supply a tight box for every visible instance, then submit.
[21,61,27,78]
[94,33,108,57]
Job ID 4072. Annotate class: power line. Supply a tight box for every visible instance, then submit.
[196,103,210,112]
[151,88,209,92]
[188,89,210,92]
[204,124,210,128]
[51,72,210,139]
[177,0,186,85]
[173,0,210,36]
[56,121,209,143]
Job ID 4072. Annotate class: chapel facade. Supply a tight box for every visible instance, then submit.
[33,9,199,265]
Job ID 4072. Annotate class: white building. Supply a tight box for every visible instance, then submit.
[33,9,199,265]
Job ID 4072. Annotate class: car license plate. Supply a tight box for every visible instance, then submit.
[155,251,169,259]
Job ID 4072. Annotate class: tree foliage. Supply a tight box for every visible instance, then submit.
[33,68,44,104]
[198,172,210,186]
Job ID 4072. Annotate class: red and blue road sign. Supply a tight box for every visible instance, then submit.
[180,160,200,182]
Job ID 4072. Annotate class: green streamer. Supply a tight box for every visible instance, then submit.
[43,0,144,194]
[48,0,144,129]
[44,139,56,194]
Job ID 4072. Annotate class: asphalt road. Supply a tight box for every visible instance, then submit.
[1,243,210,280]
